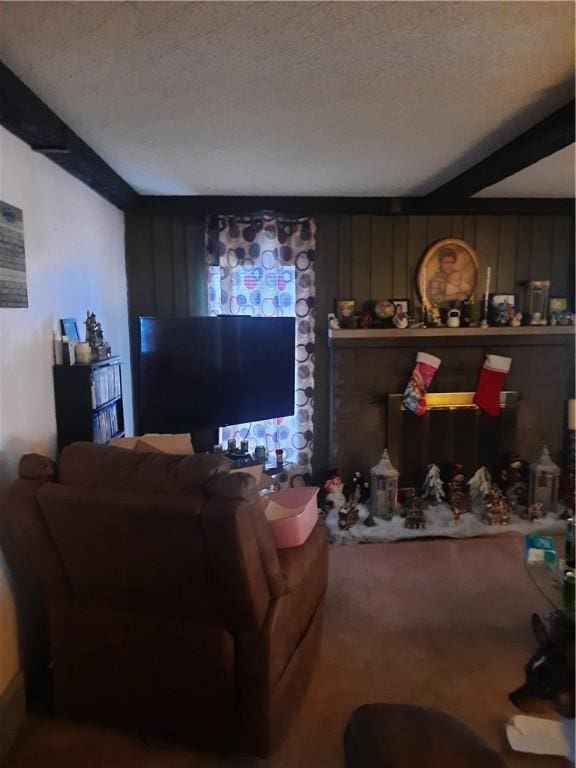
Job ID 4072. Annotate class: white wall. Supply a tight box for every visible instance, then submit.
[0,126,133,701]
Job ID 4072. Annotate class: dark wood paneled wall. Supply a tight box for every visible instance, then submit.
[314,213,574,478]
[315,213,573,313]
[125,211,574,473]
[124,212,207,429]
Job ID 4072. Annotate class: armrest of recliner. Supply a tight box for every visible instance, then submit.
[276,521,328,594]
[204,473,287,599]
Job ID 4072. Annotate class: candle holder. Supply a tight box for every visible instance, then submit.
[481,266,492,327]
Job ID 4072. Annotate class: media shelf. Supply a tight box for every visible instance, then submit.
[53,356,125,453]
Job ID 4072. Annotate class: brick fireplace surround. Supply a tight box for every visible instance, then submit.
[328,327,575,483]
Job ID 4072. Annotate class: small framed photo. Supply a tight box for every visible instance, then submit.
[335,299,356,327]
[59,318,80,340]
[487,294,517,326]
[390,298,411,316]
[549,297,567,314]
[526,280,550,320]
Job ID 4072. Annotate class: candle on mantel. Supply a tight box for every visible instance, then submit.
[569,399,575,431]
[480,266,492,327]
[485,266,492,301]
[421,266,427,307]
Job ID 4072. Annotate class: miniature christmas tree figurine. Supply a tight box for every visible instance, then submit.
[421,463,445,505]
[468,466,492,506]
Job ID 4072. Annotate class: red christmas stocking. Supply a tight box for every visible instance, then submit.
[402,352,442,416]
[473,354,512,416]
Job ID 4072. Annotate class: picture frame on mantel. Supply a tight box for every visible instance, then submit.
[526,280,550,321]
[416,238,478,307]
[390,298,411,316]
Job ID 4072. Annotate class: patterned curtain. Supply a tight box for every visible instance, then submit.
[206,215,316,478]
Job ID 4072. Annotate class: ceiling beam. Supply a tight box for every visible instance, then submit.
[425,100,575,200]
[0,61,139,210]
[135,195,574,216]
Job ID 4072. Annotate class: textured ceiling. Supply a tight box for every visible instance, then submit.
[1,1,574,197]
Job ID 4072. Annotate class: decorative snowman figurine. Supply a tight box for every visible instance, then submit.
[323,475,346,512]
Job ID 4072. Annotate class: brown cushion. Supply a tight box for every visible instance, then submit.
[205,473,286,598]
[36,483,219,617]
[18,453,56,480]
[109,434,195,454]
[136,433,195,454]
[58,442,230,496]
[344,704,507,768]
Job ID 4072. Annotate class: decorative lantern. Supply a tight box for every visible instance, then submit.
[371,449,399,519]
[529,446,561,512]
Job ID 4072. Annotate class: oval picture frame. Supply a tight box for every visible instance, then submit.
[416,238,479,307]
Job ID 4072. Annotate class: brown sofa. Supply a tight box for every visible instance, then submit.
[0,442,328,756]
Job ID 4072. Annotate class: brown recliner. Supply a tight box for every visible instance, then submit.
[1,443,328,756]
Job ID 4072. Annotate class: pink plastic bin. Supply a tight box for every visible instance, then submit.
[262,486,319,549]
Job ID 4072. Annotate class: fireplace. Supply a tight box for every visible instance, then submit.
[387,391,518,487]
[327,327,574,485]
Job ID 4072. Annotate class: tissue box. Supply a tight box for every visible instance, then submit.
[262,486,319,549]
[525,534,557,565]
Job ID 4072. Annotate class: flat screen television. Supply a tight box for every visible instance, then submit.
[139,316,295,432]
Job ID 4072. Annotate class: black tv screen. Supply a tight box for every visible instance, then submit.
[139,316,295,432]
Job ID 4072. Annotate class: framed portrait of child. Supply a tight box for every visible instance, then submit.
[416,238,478,307]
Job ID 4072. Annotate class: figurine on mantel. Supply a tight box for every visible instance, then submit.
[327,313,340,330]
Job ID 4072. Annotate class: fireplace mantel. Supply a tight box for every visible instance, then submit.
[327,323,574,480]
[329,326,575,345]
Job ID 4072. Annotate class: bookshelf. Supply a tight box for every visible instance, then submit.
[53,356,125,453]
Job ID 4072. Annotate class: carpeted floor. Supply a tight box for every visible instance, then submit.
[6,536,569,767]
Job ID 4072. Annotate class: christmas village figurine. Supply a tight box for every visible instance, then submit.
[483,485,512,525]
[323,472,347,513]
[348,471,375,527]
[421,463,445,505]
[497,452,529,514]
[338,501,359,531]
[371,449,399,519]
[468,466,492,508]
[527,501,545,521]
[85,311,111,361]
[445,463,470,522]
[402,488,426,529]
[529,446,561,513]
